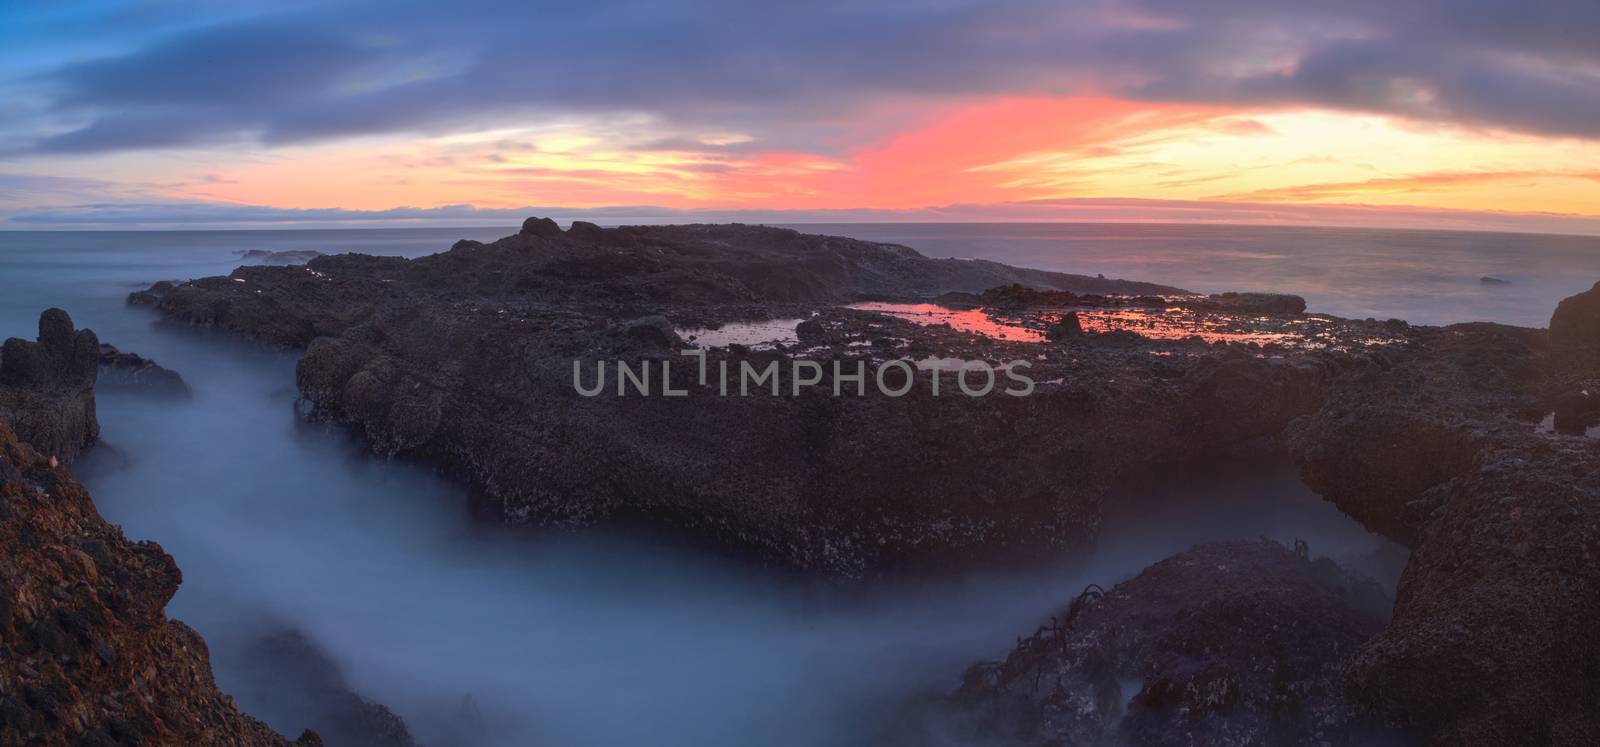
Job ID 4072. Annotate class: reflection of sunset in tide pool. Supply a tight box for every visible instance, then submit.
[680,318,805,348]
[851,302,1405,350]
[847,303,1046,342]
[1074,308,1297,345]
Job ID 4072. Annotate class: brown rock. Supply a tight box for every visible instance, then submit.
[1550,280,1600,348]
[0,418,320,747]
[0,309,99,462]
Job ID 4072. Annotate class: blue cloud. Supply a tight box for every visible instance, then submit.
[3,0,1597,155]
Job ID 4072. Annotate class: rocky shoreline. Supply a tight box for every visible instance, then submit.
[7,219,1586,744]
[2,310,420,747]
[0,336,319,746]
[931,540,1399,746]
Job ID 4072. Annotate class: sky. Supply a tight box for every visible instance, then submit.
[1,0,1598,232]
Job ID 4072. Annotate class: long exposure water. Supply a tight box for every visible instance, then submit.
[0,222,1566,745]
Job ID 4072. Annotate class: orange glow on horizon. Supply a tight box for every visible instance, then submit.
[150,97,1600,223]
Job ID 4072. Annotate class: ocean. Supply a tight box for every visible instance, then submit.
[1,221,1586,745]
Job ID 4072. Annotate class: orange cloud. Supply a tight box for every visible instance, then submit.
[1219,171,1600,202]
[156,97,1600,223]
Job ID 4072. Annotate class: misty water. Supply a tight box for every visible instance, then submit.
[5,223,1587,745]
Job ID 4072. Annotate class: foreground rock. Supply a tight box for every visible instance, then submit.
[0,418,320,746]
[0,309,99,462]
[97,344,191,398]
[1550,279,1600,349]
[928,541,1398,746]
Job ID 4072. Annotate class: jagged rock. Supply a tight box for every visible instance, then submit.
[132,224,1339,576]
[97,344,191,398]
[0,417,320,747]
[126,280,176,307]
[567,220,607,242]
[519,216,562,238]
[933,541,1397,747]
[1286,323,1543,544]
[1282,286,1600,743]
[1045,311,1083,340]
[794,318,830,344]
[0,309,99,462]
[1550,280,1600,348]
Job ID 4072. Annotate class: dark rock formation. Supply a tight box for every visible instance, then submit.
[122,222,1343,574]
[128,221,1186,348]
[1283,292,1600,743]
[288,308,1332,573]
[519,216,562,238]
[0,309,99,463]
[566,220,607,242]
[97,344,191,398]
[937,541,1399,747]
[1550,280,1600,348]
[1045,311,1083,340]
[236,630,418,747]
[1480,276,1510,285]
[0,417,321,747]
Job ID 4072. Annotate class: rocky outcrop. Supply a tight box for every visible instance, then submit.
[0,309,99,463]
[0,417,321,747]
[934,541,1397,747]
[1550,280,1600,349]
[129,222,1187,348]
[131,222,1290,574]
[1284,294,1600,743]
[97,344,191,398]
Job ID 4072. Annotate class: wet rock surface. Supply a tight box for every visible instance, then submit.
[96,344,192,398]
[0,309,99,463]
[1284,300,1600,743]
[924,541,1400,747]
[0,417,321,747]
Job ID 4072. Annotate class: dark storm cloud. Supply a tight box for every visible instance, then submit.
[10,0,1600,155]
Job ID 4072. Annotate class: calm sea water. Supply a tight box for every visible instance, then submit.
[796,222,1600,327]
[0,222,1508,745]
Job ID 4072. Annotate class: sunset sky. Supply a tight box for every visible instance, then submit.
[2,0,1598,232]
